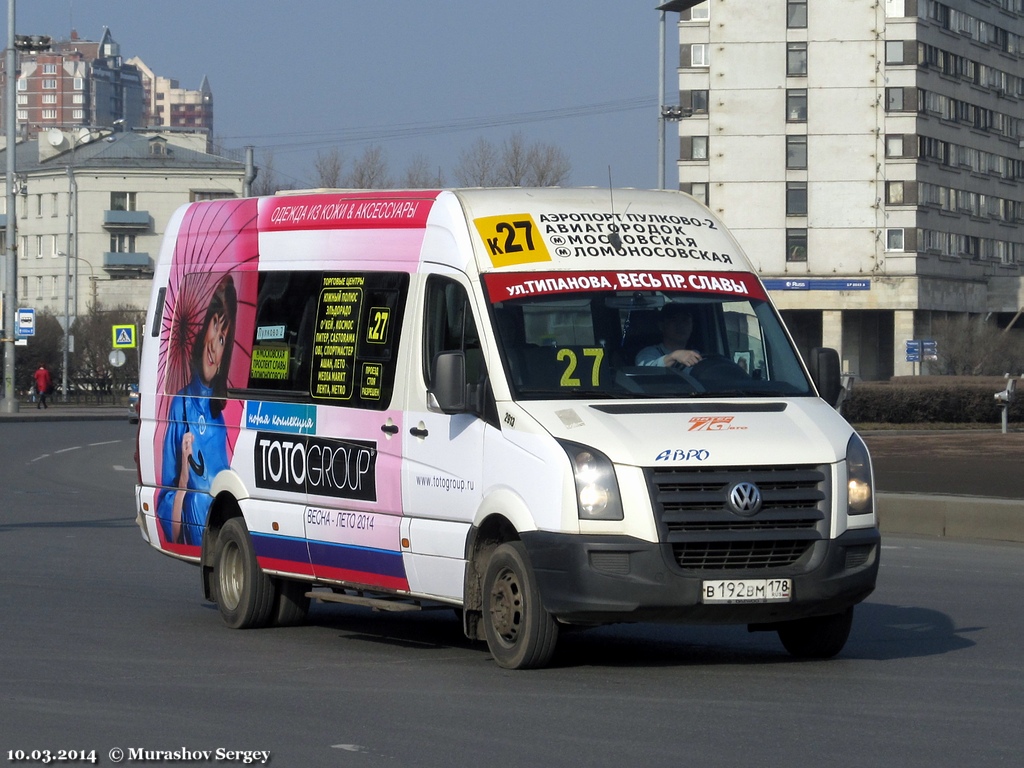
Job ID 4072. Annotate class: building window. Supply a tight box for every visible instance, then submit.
[886,88,903,111]
[885,228,905,251]
[786,135,808,169]
[51,275,59,298]
[787,0,807,28]
[691,2,710,20]
[686,89,709,114]
[50,234,59,256]
[110,191,137,211]
[885,134,905,157]
[786,229,808,262]
[35,235,43,258]
[73,93,84,104]
[190,190,237,202]
[110,233,137,253]
[42,109,57,120]
[787,43,808,77]
[691,136,709,160]
[886,181,905,205]
[690,44,710,68]
[16,110,27,121]
[42,79,57,89]
[786,89,807,122]
[17,78,26,91]
[73,77,84,90]
[43,63,57,74]
[885,40,908,65]
[688,183,709,206]
[786,183,807,216]
[73,109,84,120]
[42,93,56,104]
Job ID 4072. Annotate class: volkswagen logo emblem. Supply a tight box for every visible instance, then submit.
[727,481,762,516]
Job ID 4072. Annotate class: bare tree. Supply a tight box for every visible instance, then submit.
[497,131,531,186]
[343,145,392,189]
[526,141,572,187]
[251,150,283,196]
[401,153,444,188]
[454,137,501,187]
[932,315,1024,375]
[313,148,344,188]
[455,133,571,188]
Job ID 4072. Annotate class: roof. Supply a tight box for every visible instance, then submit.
[0,130,244,174]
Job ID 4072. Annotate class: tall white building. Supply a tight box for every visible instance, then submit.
[668,0,1024,379]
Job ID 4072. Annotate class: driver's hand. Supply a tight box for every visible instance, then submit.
[666,349,702,367]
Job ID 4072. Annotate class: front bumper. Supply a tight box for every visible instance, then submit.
[520,526,879,625]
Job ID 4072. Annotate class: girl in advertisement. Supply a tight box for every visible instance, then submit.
[157,275,238,546]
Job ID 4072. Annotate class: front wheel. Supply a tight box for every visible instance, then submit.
[482,542,559,670]
[214,517,275,629]
[777,607,854,659]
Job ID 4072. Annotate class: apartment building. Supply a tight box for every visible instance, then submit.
[0,28,146,136]
[668,0,1024,379]
[129,57,214,139]
[0,128,245,320]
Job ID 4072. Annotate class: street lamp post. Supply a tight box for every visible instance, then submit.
[3,0,17,412]
[656,1,700,190]
[2,1,51,411]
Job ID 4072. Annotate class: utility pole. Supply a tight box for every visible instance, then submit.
[2,1,50,411]
[3,0,17,412]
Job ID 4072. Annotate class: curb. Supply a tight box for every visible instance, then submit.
[878,492,1024,544]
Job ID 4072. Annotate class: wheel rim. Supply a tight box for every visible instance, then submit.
[218,540,244,611]
[488,567,523,646]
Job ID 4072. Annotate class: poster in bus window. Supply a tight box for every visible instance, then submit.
[154,199,259,550]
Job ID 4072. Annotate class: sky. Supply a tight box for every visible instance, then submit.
[5,0,676,190]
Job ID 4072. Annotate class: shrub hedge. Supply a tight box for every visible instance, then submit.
[842,376,1024,424]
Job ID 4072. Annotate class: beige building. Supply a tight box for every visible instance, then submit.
[129,57,214,141]
[665,0,1024,379]
[0,128,245,322]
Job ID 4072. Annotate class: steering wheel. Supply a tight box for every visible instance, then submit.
[687,354,750,386]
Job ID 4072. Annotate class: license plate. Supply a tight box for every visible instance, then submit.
[702,578,792,604]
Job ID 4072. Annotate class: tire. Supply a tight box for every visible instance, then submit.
[272,578,311,627]
[777,607,854,659]
[213,517,275,629]
[482,542,559,670]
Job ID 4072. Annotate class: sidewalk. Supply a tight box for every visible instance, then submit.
[2,401,1020,544]
[0,400,129,423]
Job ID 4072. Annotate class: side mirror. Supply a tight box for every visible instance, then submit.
[429,350,468,414]
[808,347,842,408]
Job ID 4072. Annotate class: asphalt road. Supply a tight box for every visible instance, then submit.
[1,420,1022,767]
[862,429,1024,498]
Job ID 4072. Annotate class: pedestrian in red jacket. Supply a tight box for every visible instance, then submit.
[33,365,52,409]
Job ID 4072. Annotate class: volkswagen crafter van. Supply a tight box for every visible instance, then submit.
[134,187,879,669]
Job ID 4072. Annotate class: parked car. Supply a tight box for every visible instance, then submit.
[128,383,139,423]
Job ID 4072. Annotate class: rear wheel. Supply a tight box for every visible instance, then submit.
[482,542,559,669]
[777,607,854,659]
[214,517,275,629]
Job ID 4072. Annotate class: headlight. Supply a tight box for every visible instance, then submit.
[846,433,874,515]
[559,441,623,521]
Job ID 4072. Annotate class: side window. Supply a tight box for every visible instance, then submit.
[248,270,408,409]
[423,275,483,387]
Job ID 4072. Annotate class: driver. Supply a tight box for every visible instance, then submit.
[635,302,703,368]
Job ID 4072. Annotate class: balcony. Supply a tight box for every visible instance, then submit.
[103,251,153,277]
[103,209,151,230]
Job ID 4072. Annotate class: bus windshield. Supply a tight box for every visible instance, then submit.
[483,270,813,400]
